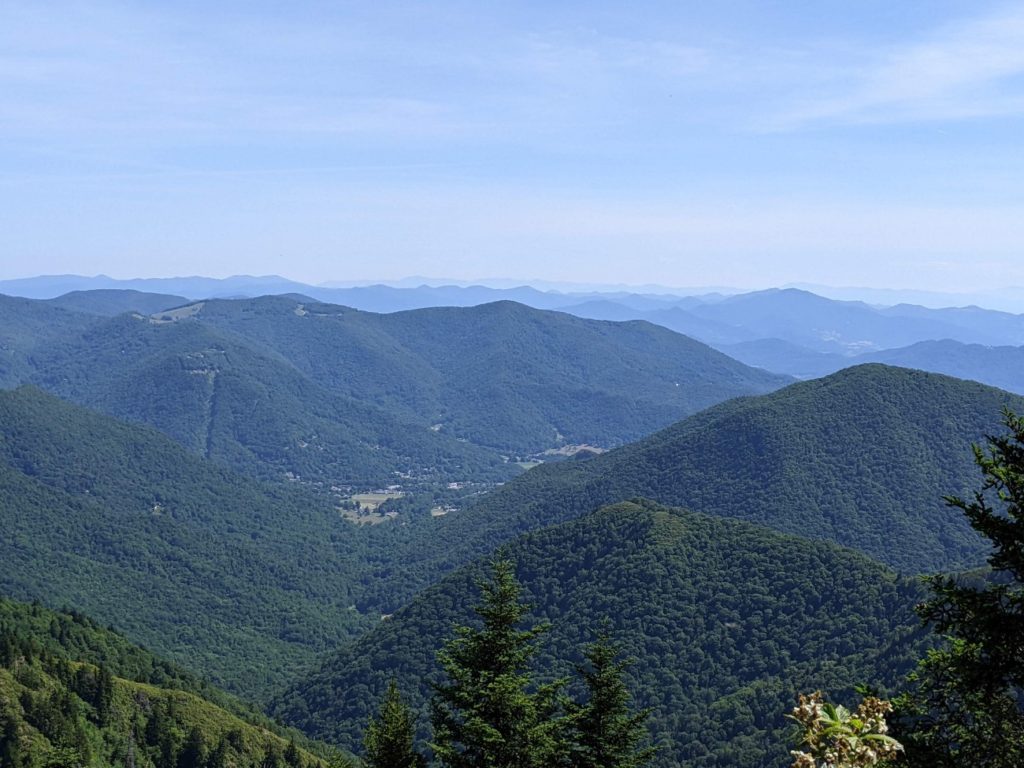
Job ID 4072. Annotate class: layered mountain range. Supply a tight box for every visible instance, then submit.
[1,284,1019,766]
[4,276,1023,392]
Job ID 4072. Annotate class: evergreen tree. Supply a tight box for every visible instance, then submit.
[1,711,24,768]
[208,737,231,768]
[430,559,568,768]
[178,726,207,768]
[95,664,115,727]
[899,409,1024,766]
[262,742,286,768]
[569,634,654,768]
[364,679,425,768]
[0,631,16,667]
[284,739,304,768]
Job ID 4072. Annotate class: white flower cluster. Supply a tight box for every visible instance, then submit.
[788,691,902,768]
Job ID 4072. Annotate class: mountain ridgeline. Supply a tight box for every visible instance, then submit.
[17,306,511,488]
[273,500,926,768]
[459,365,1023,574]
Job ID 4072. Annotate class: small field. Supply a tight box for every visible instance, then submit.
[350,491,403,511]
[340,490,405,524]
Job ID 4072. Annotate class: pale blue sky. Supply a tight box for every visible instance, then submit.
[2,1,1024,291]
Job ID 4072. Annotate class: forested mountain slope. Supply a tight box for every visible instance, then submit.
[363,366,1023,598]
[0,386,379,699]
[0,597,345,767]
[274,500,925,768]
[0,296,91,389]
[2,292,787,484]
[182,296,791,453]
[17,307,512,487]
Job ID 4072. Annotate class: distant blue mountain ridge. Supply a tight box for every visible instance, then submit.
[2,275,1023,392]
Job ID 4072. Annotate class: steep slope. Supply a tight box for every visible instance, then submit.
[0,386,379,698]
[273,500,925,768]
[364,366,1022,599]
[0,597,347,767]
[189,296,791,453]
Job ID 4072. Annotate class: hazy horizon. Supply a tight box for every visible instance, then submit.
[6,270,1024,312]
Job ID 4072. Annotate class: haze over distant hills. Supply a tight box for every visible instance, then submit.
[5,273,1024,313]
[4,275,1023,393]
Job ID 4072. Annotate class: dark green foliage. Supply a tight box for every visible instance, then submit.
[0,597,221,703]
[569,634,655,768]
[178,726,208,768]
[430,560,568,768]
[0,295,90,389]
[274,501,926,767]
[862,340,1024,396]
[95,664,114,726]
[1,708,23,768]
[897,411,1024,766]
[398,365,1023,584]
[364,680,425,768]
[0,386,380,698]
[0,595,350,768]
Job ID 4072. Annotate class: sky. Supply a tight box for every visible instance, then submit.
[2,1,1024,292]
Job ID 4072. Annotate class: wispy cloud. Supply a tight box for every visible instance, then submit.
[774,5,1024,128]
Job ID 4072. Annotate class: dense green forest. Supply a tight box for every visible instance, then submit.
[2,362,1010,710]
[192,297,789,452]
[273,500,927,768]
[0,293,787,478]
[362,365,1021,599]
[24,309,511,488]
[0,596,349,768]
[7,289,1023,766]
[0,296,90,389]
[0,385,384,699]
